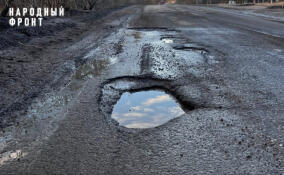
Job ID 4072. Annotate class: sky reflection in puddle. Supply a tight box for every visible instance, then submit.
[162,38,174,44]
[112,90,184,129]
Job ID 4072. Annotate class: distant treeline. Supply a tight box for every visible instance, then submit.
[1,0,283,16]
[0,0,160,16]
[176,0,283,4]
[176,0,228,3]
[0,0,159,9]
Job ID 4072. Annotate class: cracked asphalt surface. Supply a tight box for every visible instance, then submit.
[0,4,284,174]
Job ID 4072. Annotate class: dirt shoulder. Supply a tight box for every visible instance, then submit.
[0,7,134,129]
[214,2,284,19]
[216,2,284,9]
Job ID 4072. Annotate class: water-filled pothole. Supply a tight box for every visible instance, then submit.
[173,45,209,54]
[162,38,174,44]
[111,90,184,129]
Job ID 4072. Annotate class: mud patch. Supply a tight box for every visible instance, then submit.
[112,90,184,128]
[132,32,142,40]
[0,17,76,50]
[73,59,110,80]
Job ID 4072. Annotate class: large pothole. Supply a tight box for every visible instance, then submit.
[99,77,195,129]
[111,90,184,129]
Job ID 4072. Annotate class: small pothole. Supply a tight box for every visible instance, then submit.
[160,36,187,44]
[127,27,177,32]
[111,90,184,129]
[173,45,209,54]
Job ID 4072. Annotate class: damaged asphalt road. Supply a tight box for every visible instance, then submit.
[0,4,284,174]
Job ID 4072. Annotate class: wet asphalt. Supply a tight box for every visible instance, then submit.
[0,4,284,174]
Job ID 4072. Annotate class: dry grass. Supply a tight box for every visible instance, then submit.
[0,0,160,13]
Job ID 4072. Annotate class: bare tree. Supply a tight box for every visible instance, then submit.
[88,0,97,10]
[1,0,13,17]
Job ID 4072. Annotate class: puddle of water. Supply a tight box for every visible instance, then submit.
[73,59,109,80]
[273,49,282,53]
[162,38,174,44]
[0,150,27,167]
[112,90,184,129]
